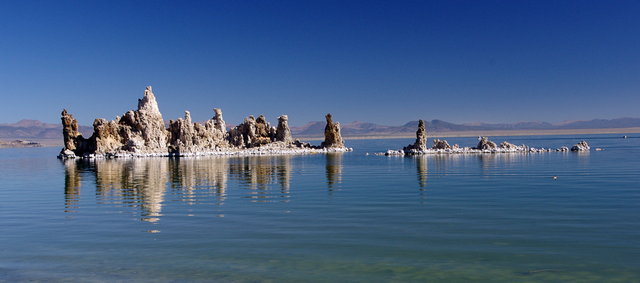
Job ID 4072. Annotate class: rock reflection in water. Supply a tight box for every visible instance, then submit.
[326,153,343,190]
[477,153,532,176]
[228,156,292,202]
[62,155,295,221]
[93,159,168,222]
[415,156,427,188]
[64,160,81,213]
[168,158,228,206]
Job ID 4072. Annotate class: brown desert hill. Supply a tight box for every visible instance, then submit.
[0,120,93,140]
[291,118,640,138]
[0,120,93,146]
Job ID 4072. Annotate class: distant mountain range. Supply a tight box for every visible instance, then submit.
[1,117,639,141]
[0,119,92,140]
[290,117,640,137]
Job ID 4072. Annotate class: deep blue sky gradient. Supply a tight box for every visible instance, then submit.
[1,0,638,126]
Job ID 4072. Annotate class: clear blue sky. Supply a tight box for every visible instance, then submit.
[1,0,638,126]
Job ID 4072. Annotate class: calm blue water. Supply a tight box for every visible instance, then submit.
[1,134,639,282]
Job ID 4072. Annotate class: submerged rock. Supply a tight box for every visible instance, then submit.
[571,141,590,151]
[321,114,345,148]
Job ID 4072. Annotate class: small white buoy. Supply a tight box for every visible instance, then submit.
[552,176,558,180]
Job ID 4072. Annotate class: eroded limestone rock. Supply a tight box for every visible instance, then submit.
[126,86,169,152]
[499,141,518,149]
[60,86,346,158]
[432,138,451,150]
[60,109,95,157]
[275,115,293,143]
[571,141,590,151]
[475,137,497,150]
[321,114,345,148]
[93,118,123,153]
[61,109,80,151]
[168,109,230,154]
[403,120,428,153]
[212,108,226,134]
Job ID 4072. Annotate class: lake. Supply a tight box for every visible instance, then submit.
[1,134,639,282]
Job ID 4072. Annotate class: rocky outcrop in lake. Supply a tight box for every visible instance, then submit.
[276,115,293,144]
[475,136,497,150]
[403,120,428,154]
[571,141,590,151]
[432,138,452,150]
[381,121,592,156]
[60,109,95,157]
[320,114,345,149]
[59,86,350,158]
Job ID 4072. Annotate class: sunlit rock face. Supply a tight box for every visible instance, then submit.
[403,119,428,154]
[571,141,590,151]
[432,138,452,150]
[60,86,350,158]
[131,86,169,152]
[499,141,518,149]
[321,113,345,149]
[167,110,229,154]
[275,115,293,144]
[61,109,80,152]
[61,86,169,157]
[227,115,276,148]
[475,137,497,150]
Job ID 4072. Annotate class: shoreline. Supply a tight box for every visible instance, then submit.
[299,127,640,141]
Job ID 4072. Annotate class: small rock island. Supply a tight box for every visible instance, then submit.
[59,86,351,159]
[383,119,592,155]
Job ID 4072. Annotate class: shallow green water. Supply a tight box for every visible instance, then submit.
[1,135,639,282]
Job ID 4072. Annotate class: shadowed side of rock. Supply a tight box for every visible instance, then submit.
[60,109,96,157]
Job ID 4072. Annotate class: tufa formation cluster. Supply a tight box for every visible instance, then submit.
[59,86,348,158]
